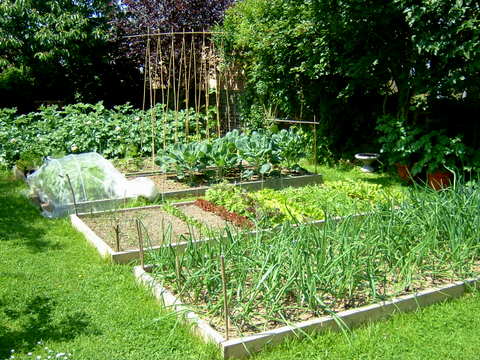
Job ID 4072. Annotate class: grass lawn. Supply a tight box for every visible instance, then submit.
[1,170,480,359]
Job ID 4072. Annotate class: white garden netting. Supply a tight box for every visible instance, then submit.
[27,152,157,218]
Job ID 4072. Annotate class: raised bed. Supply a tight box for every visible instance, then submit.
[139,173,323,200]
[56,173,323,217]
[70,201,236,264]
[71,197,365,264]
[134,265,479,359]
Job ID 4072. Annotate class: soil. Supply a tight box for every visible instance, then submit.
[194,199,254,228]
[157,272,470,339]
[81,207,200,251]
[112,158,162,173]
[178,204,229,229]
[145,174,190,192]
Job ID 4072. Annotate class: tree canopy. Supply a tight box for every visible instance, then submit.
[221,0,480,121]
[0,0,119,109]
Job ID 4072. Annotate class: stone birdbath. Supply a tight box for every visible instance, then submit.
[354,153,379,173]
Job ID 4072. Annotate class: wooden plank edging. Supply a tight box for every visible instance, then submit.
[134,265,225,344]
[70,214,114,259]
[132,265,479,359]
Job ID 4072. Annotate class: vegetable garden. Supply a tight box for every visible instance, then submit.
[144,183,480,341]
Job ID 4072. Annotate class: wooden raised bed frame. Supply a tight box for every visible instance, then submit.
[71,200,364,264]
[134,264,479,359]
[63,173,322,216]
[143,173,323,199]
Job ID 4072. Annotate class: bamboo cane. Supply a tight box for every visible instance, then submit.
[182,29,189,138]
[203,30,210,139]
[136,219,145,270]
[176,33,184,137]
[158,35,167,150]
[212,40,221,136]
[171,31,179,143]
[220,255,229,340]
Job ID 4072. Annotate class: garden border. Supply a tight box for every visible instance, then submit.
[134,265,479,359]
[70,201,194,263]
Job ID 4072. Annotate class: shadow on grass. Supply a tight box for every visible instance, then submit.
[0,295,100,356]
[0,174,53,252]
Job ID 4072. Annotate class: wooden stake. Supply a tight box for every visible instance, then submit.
[158,35,167,150]
[147,29,156,164]
[225,67,232,131]
[171,31,178,143]
[136,219,145,270]
[220,255,229,340]
[203,30,210,139]
[175,254,181,289]
[182,29,190,138]
[166,32,174,146]
[212,39,221,136]
[114,224,120,252]
[176,32,184,125]
[65,173,78,216]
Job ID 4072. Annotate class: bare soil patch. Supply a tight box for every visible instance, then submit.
[81,207,199,251]
[178,204,229,229]
[146,174,190,192]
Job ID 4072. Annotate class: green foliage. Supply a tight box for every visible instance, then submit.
[150,182,480,335]
[0,0,118,108]
[157,127,307,182]
[207,130,241,178]
[219,0,480,154]
[205,180,406,227]
[157,142,211,183]
[205,183,253,217]
[0,103,208,167]
[377,115,472,175]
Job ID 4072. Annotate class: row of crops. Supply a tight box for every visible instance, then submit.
[156,128,307,183]
[203,180,406,227]
[0,103,311,175]
[148,182,480,336]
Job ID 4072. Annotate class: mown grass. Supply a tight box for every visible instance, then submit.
[300,159,406,191]
[0,173,218,360]
[2,170,480,359]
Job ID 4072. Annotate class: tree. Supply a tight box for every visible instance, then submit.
[0,0,118,110]
[113,0,235,66]
[220,0,480,153]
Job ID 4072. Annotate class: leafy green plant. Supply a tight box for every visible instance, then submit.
[377,115,468,175]
[157,142,211,184]
[409,131,466,175]
[208,132,241,178]
[205,183,253,217]
[272,128,306,170]
[235,130,279,178]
